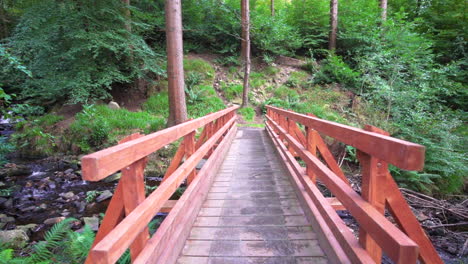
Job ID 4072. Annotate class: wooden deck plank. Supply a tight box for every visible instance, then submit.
[176,128,329,263]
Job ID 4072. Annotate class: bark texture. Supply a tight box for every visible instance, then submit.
[328,0,338,50]
[241,0,251,107]
[165,0,187,126]
[380,0,388,21]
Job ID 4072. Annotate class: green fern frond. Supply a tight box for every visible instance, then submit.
[30,218,77,263]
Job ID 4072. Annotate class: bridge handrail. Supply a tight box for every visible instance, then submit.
[82,106,239,181]
[265,106,442,264]
[266,105,425,170]
[82,106,239,264]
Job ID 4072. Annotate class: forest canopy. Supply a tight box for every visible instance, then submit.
[0,0,466,195]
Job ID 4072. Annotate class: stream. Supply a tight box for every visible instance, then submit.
[0,115,127,241]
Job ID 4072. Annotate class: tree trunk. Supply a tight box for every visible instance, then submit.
[380,0,387,21]
[271,0,275,16]
[166,0,187,126]
[122,0,131,32]
[328,0,338,50]
[241,0,250,107]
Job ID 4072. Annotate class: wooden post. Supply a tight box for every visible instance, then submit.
[367,125,443,264]
[166,0,187,126]
[306,126,317,183]
[356,126,389,264]
[185,131,196,184]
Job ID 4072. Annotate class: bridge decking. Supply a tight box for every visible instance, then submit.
[177,128,328,264]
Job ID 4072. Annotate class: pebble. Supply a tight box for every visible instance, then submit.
[96,190,113,202]
[83,216,100,231]
[60,191,75,199]
[64,169,74,174]
[44,217,65,225]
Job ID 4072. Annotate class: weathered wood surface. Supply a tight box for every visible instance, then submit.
[177,128,328,264]
[266,106,425,171]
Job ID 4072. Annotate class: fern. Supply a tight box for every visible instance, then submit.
[30,218,77,263]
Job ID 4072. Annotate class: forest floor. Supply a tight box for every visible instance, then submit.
[0,53,466,262]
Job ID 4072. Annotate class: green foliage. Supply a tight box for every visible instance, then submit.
[214,56,240,66]
[29,218,77,263]
[184,58,215,83]
[222,83,243,101]
[0,218,97,264]
[273,86,299,99]
[70,104,165,152]
[285,71,309,88]
[0,137,15,166]
[143,92,170,117]
[313,54,361,90]
[249,72,267,89]
[238,107,255,122]
[1,0,163,104]
[262,66,280,76]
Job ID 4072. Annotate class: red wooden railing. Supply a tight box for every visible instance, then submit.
[81,106,239,264]
[265,105,443,264]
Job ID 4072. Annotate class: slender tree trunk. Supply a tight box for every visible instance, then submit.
[328,0,338,50]
[380,0,387,21]
[166,0,187,126]
[271,0,275,16]
[241,0,251,107]
[123,0,131,32]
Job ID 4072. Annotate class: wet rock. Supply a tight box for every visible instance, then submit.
[64,168,74,174]
[108,101,120,110]
[16,224,38,235]
[0,230,29,248]
[83,216,100,231]
[20,205,37,212]
[75,201,86,213]
[44,217,65,225]
[39,203,47,210]
[0,164,32,177]
[96,190,113,202]
[61,210,71,217]
[103,172,121,183]
[3,199,13,208]
[0,214,14,223]
[60,191,75,199]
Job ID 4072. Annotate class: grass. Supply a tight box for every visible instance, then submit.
[250,72,267,89]
[262,66,280,76]
[143,91,170,117]
[238,107,255,122]
[237,123,265,128]
[285,71,309,88]
[274,86,299,99]
[184,58,215,84]
[222,83,243,101]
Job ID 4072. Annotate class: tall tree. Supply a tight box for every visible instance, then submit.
[328,0,338,50]
[380,0,387,21]
[241,0,251,107]
[165,0,187,126]
[271,0,274,16]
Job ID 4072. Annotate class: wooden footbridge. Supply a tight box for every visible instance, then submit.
[81,106,443,264]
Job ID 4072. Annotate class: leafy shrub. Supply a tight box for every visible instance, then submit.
[214,56,240,66]
[250,72,267,89]
[2,1,162,104]
[313,54,361,90]
[238,107,255,122]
